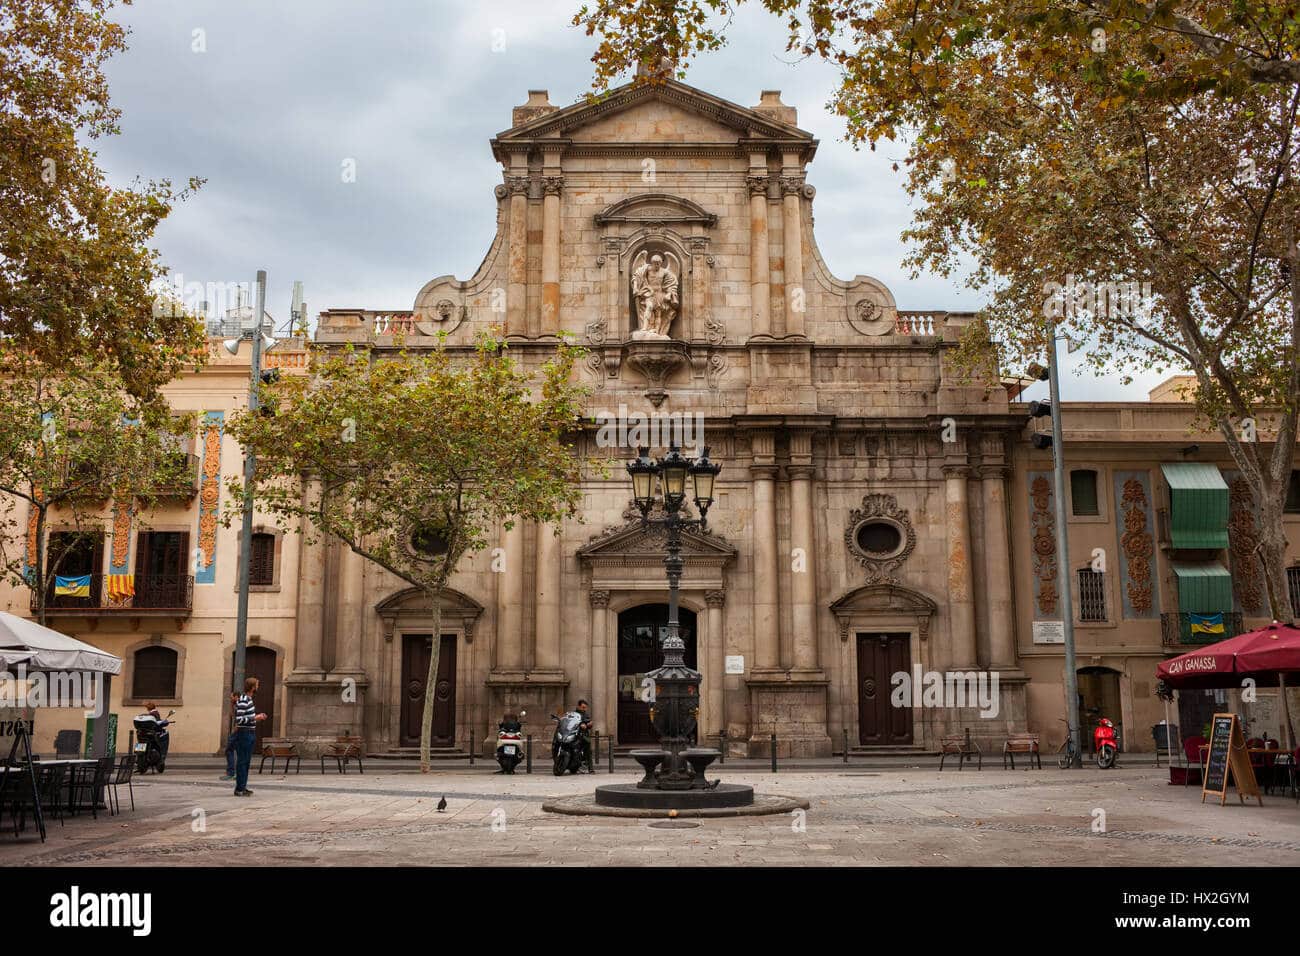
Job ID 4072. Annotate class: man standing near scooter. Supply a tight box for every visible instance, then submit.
[232,677,267,797]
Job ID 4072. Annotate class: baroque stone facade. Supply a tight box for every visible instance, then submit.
[302,78,1030,757]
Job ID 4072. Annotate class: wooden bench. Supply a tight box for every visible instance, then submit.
[1003,733,1042,769]
[320,735,364,774]
[939,731,982,771]
[258,738,301,775]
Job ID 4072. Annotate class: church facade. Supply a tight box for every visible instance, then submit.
[291,78,1074,757]
[8,77,1298,761]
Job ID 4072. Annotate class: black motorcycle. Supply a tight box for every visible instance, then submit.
[132,710,174,774]
[551,711,584,776]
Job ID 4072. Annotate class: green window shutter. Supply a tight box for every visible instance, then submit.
[1172,561,1233,613]
[1160,463,1229,549]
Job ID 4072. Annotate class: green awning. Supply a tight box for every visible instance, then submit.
[1172,561,1234,613]
[1160,463,1228,549]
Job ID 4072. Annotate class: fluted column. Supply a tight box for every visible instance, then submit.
[496,519,525,671]
[747,169,771,337]
[505,174,529,337]
[534,520,561,671]
[706,590,726,736]
[982,463,1017,669]
[293,480,326,672]
[540,174,563,334]
[788,452,818,670]
[589,589,611,737]
[751,428,780,669]
[780,172,806,338]
[944,464,978,669]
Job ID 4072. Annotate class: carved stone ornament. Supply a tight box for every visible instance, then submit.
[844,493,917,584]
[630,249,681,339]
[849,296,895,336]
[624,338,688,408]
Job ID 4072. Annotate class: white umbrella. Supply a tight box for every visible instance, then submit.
[0,610,121,675]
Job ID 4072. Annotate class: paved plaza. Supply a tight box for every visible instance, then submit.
[4,764,1299,866]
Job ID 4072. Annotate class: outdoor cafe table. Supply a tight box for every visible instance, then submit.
[1196,745,1293,791]
[1,758,106,812]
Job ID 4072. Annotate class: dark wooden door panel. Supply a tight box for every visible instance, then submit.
[857,633,912,746]
[232,646,276,750]
[616,605,696,745]
[400,634,456,748]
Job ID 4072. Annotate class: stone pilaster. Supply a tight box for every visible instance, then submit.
[705,589,726,738]
[292,480,325,673]
[980,439,1017,670]
[505,173,529,337]
[788,458,818,671]
[540,173,564,334]
[496,519,525,672]
[589,589,612,739]
[944,463,978,669]
[747,168,770,338]
[780,169,806,338]
[533,519,562,673]
[750,429,780,670]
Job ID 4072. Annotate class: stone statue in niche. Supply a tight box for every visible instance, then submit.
[631,250,680,339]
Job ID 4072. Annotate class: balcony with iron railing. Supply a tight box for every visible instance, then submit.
[34,573,194,617]
[1160,611,1243,647]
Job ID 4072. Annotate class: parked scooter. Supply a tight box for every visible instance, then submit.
[132,710,175,774]
[496,709,526,774]
[551,711,584,776]
[1094,716,1119,769]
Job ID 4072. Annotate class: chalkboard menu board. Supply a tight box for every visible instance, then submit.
[1203,715,1232,794]
[1200,713,1262,807]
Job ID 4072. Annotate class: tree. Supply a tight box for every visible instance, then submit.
[1,0,206,400]
[0,347,199,625]
[226,335,590,771]
[574,0,1300,620]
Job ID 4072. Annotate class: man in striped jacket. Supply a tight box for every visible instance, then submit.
[232,676,267,796]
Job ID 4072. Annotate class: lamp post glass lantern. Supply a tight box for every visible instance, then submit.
[626,444,723,790]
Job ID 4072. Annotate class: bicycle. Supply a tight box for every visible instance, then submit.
[1056,718,1083,769]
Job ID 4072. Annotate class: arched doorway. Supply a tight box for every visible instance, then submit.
[231,646,276,750]
[1077,666,1122,753]
[617,604,697,744]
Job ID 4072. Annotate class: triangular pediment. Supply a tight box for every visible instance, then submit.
[494,79,813,147]
[578,502,737,564]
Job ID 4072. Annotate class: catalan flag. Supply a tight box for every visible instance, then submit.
[106,574,135,600]
[1190,612,1226,636]
[54,575,91,598]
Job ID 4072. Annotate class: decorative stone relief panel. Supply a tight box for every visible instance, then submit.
[1113,470,1159,619]
[1028,471,1060,618]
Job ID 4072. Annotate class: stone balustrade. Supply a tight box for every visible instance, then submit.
[372,312,416,335]
[894,311,942,336]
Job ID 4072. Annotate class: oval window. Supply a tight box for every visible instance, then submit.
[410,525,449,557]
[856,521,902,555]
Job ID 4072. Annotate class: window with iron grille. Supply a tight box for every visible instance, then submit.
[249,533,275,586]
[132,646,178,700]
[1290,566,1300,618]
[1078,569,1107,622]
[1287,472,1300,514]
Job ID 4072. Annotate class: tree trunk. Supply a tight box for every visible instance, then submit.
[419,586,444,773]
[1258,495,1293,622]
[32,506,46,627]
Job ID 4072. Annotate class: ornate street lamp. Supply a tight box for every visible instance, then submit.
[625,444,722,791]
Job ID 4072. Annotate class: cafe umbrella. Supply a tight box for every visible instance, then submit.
[1157,621,1300,750]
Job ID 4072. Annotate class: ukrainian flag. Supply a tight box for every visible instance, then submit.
[1189,612,1225,636]
[54,575,91,598]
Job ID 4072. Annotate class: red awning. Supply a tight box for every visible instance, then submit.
[1157,621,1300,689]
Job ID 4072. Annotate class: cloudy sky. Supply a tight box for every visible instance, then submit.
[96,0,1167,400]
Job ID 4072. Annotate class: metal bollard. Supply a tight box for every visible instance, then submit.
[526,734,533,774]
[468,736,475,766]
[843,728,849,763]
[718,730,725,765]
[607,737,614,774]
[593,731,600,770]
[771,733,778,773]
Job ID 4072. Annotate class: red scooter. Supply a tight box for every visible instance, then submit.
[1094,717,1119,769]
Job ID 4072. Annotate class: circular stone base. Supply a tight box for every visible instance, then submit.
[595,782,755,810]
[543,788,808,819]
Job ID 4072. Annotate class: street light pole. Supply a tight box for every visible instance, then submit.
[232,270,268,694]
[1046,329,1082,766]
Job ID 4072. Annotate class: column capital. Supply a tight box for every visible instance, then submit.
[505,175,530,196]
[705,589,726,608]
[542,175,565,196]
[589,589,611,608]
[746,174,770,196]
[786,464,816,481]
[978,464,1012,480]
[750,463,781,480]
[942,463,972,479]
[779,175,805,196]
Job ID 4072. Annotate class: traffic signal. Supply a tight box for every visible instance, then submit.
[258,368,280,416]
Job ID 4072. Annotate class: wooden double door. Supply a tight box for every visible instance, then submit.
[617,604,697,745]
[857,632,912,745]
[400,633,457,748]
[230,645,277,750]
